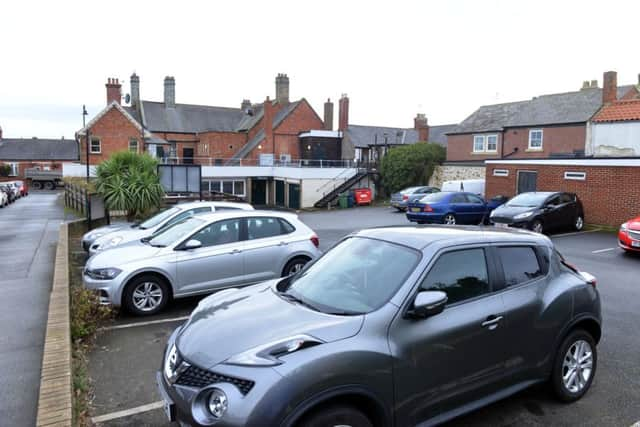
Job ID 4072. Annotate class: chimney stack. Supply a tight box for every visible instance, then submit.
[164,76,176,108]
[414,113,429,141]
[338,94,349,131]
[105,78,122,105]
[241,99,251,112]
[323,98,334,130]
[130,73,140,108]
[275,73,289,105]
[602,71,617,104]
[590,80,598,88]
[581,81,590,90]
[263,97,274,153]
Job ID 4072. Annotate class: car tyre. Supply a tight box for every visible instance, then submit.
[443,213,456,225]
[123,274,170,316]
[298,404,373,427]
[531,219,544,234]
[394,207,405,212]
[574,215,584,231]
[32,181,42,190]
[551,329,597,403]
[44,181,55,190]
[283,257,310,277]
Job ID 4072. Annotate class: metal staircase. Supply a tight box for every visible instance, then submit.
[314,169,369,208]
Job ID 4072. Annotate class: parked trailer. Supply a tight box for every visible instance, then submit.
[24,168,63,190]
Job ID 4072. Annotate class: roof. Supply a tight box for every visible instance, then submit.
[142,101,246,133]
[451,86,637,134]
[592,99,640,123]
[0,138,78,161]
[346,123,454,148]
[355,225,548,250]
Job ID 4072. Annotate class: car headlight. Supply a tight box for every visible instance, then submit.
[87,267,122,280]
[87,230,107,240]
[224,335,323,366]
[103,236,124,248]
[620,222,628,232]
[514,211,534,220]
[207,389,228,418]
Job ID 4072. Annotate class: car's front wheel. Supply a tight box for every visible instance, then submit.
[531,219,544,234]
[551,329,597,402]
[298,404,373,427]
[574,215,584,231]
[123,274,170,316]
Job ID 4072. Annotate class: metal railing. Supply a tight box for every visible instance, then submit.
[160,157,369,168]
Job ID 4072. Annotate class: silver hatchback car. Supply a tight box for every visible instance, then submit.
[83,211,321,315]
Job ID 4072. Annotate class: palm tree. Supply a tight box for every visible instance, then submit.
[95,151,165,220]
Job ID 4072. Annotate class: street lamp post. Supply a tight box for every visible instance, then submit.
[83,105,89,183]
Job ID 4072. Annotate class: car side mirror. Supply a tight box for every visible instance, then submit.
[182,239,202,250]
[406,290,448,319]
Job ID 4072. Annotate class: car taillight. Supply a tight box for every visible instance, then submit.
[310,235,319,248]
[423,205,433,212]
[402,194,408,200]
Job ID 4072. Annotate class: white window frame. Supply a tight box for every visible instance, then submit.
[204,179,246,197]
[129,138,138,153]
[564,171,586,181]
[528,129,543,150]
[492,168,509,177]
[90,137,101,154]
[9,163,19,176]
[473,134,498,153]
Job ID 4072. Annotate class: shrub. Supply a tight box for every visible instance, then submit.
[379,142,446,194]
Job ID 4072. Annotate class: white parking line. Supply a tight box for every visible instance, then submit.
[592,247,616,254]
[92,401,164,423]
[101,315,189,331]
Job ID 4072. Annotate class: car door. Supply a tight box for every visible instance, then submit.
[466,193,488,224]
[558,193,577,228]
[449,193,473,224]
[243,216,291,283]
[542,194,563,231]
[174,218,244,295]
[389,247,509,425]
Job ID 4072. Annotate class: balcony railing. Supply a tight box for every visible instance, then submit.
[159,157,370,169]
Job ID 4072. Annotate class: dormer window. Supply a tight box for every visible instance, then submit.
[528,129,543,150]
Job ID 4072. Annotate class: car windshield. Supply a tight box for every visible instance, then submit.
[138,207,181,230]
[419,192,449,203]
[505,193,549,208]
[147,217,206,247]
[281,237,420,315]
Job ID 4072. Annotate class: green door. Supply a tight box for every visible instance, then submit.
[251,179,267,206]
[288,183,300,209]
[275,180,285,206]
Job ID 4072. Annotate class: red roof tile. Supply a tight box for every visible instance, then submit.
[593,99,640,122]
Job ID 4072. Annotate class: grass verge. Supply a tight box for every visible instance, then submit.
[68,223,113,426]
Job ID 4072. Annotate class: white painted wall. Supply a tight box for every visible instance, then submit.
[591,122,640,156]
[63,163,97,177]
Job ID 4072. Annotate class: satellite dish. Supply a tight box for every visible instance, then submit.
[124,93,131,104]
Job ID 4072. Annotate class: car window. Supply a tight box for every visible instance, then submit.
[165,207,211,228]
[450,194,467,203]
[148,217,206,247]
[498,246,543,287]
[247,217,286,240]
[420,248,490,304]
[420,192,449,203]
[214,206,241,211]
[138,207,181,230]
[279,218,296,234]
[546,195,561,206]
[560,193,574,204]
[191,218,241,247]
[466,194,484,204]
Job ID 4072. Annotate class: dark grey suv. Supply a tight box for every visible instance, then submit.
[158,226,601,427]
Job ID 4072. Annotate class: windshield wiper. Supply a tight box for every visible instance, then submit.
[277,291,320,312]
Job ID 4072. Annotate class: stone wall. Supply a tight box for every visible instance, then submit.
[429,164,486,188]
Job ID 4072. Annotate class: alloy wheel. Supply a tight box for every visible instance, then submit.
[444,214,456,225]
[575,216,584,230]
[562,339,594,393]
[532,221,543,233]
[132,281,164,312]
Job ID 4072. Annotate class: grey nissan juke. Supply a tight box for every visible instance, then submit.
[158,225,601,427]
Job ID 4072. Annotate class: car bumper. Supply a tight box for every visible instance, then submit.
[406,211,444,223]
[82,273,125,306]
[618,230,640,252]
[491,219,531,229]
[390,200,407,209]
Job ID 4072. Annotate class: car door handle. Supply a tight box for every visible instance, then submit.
[278,241,288,246]
[229,249,242,254]
[481,315,503,329]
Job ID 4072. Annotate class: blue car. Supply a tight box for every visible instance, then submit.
[406,191,499,225]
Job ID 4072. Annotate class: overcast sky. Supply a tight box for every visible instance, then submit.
[1,0,639,139]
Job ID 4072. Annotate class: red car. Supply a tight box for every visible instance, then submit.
[619,216,640,252]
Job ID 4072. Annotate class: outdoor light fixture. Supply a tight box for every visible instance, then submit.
[258,144,263,150]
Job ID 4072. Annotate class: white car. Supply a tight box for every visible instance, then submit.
[0,188,8,207]
[83,201,253,255]
[83,211,321,315]
[441,179,485,197]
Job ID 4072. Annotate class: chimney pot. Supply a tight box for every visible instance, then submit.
[590,79,598,88]
[338,94,349,131]
[414,113,429,141]
[324,98,334,130]
[241,99,251,112]
[581,81,590,90]
[164,76,176,108]
[602,71,617,104]
[105,77,122,105]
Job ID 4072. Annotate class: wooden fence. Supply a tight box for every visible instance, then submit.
[64,182,90,215]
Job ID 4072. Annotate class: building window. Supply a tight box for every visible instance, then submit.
[8,163,19,176]
[473,135,485,152]
[493,169,509,177]
[90,137,101,154]
[564,171,586,181]
[203,179,246,197]
[528,129,543,150]
[473,134,498,153]
[129,139,138,152]
[198,144,209,155]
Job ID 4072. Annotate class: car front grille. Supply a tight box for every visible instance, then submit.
[628,230,640,240]
[175,364,254,395]
[491,216,512,224]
